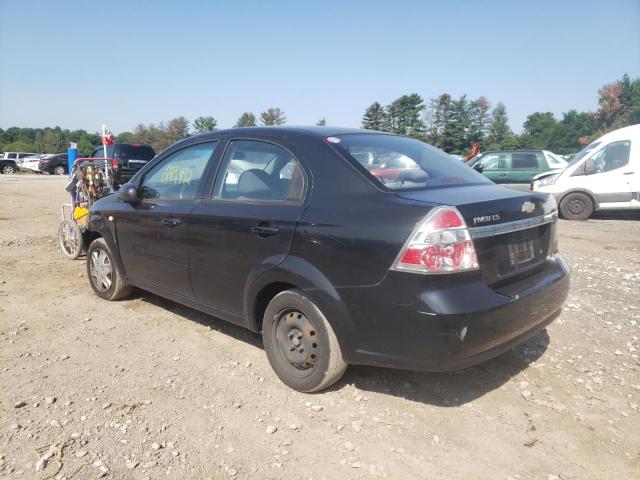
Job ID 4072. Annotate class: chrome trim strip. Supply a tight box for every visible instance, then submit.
[469,212,557,239]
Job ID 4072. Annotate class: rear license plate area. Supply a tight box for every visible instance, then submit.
[495,227,547,276]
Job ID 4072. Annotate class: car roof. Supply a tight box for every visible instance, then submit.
[189,126,386,141]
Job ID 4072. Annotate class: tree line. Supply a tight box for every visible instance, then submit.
[1,75,637,155]
[362,74,639,154]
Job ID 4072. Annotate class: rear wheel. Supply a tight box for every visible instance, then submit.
[2,164,15,174]
[559,192,593,220]
[54,165,66,175]
[262,290,347,392]
[58,220,84,260]
[86,238,133,301]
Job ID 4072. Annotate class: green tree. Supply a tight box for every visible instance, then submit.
[441,95,471,154]
[165,117,190,145]
[467,96,491,147]
[520,112,557,148]
[116,131,135,143]
[386,94,425,137]
[316,118,327,126]
[234,112,257,127]
[487,102,513,148]
[548,110,595,154]
[362,102,387,131]
[193,116,217,133]
[424,94,451,148]
[260,107,286,125]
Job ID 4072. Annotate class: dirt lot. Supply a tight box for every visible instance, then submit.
[0,174,638,480]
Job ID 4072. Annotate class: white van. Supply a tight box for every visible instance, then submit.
[532,124,640,220]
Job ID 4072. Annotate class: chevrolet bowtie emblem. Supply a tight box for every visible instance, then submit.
[521,201,535,214]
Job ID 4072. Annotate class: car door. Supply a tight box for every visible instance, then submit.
[510,151,542,183]
[473,152,510,183]
[189,139,307,317]
[115,141,219,297]
[581,140,634,208]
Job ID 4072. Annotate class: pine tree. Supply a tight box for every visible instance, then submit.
[234,112,257,127]
[441,95,471,154]
[385,94,426,138]
[487,102,512,148]
[260,108,286,126]
[193,116,217,133]
[424,94,451,148]
[361,102,387,131]
[316,118,327,126]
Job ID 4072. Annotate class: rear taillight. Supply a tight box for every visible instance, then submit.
[112,159,119,170]
[392,206,479,274]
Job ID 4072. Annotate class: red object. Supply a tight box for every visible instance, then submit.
[111,159,120,170]
[101,133,115,146]
[430,209,463,229]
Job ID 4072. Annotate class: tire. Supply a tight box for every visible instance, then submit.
[2,164,15,174]
[262,290,347,392]
[559,192,594,220]
[58,220,84,260]
[54,165,66,175]
[86,238,133,301]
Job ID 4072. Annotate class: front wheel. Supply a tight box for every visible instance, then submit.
[2,164,15,174]
[86,238,133,301]
[262,290,347,392]
[559,192,594,220]
[58,220,84,260]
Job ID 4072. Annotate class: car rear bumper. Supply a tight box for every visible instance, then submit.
[337,254,570,371]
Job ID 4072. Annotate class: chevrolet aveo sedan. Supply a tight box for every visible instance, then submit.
[84,127,570,392]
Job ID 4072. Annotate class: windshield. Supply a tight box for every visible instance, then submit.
[568,141,601,166]
[329,134,491,190]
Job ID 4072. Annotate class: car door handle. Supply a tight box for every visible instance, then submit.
[251,224,279,237]
[162,217,182,228]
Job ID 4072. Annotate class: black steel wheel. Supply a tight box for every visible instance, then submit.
[263,290,347,392]
[559,192,593,220]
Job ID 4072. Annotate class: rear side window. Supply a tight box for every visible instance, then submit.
[214,140,305,202]
[141,142,217,200]
[330,134,490,190]
[115,144,155,161]
[511,152,539,169]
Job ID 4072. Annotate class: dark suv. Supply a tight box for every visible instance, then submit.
[84,127,570,392]
[84,143,156,186]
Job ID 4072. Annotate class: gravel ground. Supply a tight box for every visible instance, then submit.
[0,175,638,480]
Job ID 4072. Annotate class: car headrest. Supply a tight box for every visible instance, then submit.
[237,169,272,199]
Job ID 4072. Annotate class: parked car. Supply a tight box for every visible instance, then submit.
[82,143,156,186]
[533,124,640,220]
[39,153,70,175]
[83,127,569,392]
[468,149,567,184]
[3,151,37,172]
[20,154,45,172]
[0,158,18,174]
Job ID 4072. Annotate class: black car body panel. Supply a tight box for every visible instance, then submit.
[87,127,570,372]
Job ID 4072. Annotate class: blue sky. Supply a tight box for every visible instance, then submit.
[1,0,639,134]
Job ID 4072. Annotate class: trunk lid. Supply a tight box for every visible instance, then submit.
[396,185,557,286]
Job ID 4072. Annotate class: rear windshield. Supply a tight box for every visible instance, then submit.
[329,134,491,190]
[115,144,155,161]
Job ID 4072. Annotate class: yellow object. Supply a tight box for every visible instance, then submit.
[73,207,88,220]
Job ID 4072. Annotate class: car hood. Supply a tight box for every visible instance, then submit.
[532,169,564,182]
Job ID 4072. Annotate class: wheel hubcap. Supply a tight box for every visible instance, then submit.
[61,223,79,255]
[275,310,318,370]
[90,249,112,292]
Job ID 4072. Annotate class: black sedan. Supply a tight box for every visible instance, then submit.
[83,127,569,392]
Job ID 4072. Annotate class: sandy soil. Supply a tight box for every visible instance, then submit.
[0,174,638,480]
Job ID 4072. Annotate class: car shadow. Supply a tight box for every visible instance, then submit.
[134,290,550,406]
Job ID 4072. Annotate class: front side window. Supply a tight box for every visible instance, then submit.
[511,152,539,169]
[214,140,305,202]
[141,142,217,200]
[591,140,631,173]
[476,153,508,170]
[331,134,491,190]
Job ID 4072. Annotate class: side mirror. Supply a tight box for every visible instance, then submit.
[117,183,139,203]
[584,158,597,175]
[473,163,484,173]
